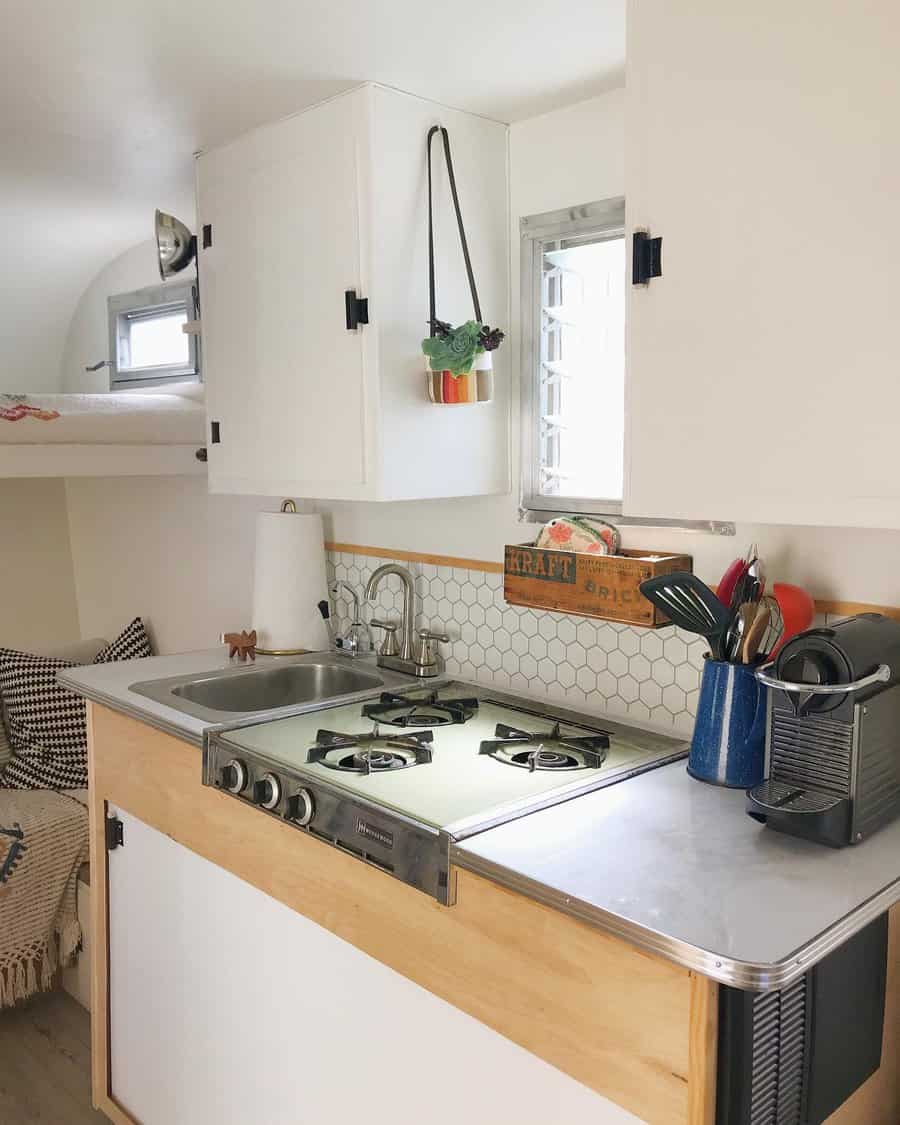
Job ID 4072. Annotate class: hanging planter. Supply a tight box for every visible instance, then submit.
[422,126,504,405]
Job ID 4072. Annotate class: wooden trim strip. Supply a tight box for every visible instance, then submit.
[325,541,504,574]
[687,973,718,1125]
[325,542,900,620]
[816,599,900,622]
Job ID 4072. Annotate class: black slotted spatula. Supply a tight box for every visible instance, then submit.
[639,572,731,660]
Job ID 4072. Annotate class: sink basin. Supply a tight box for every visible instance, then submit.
[128,654,404,724]
[170,663,384,713]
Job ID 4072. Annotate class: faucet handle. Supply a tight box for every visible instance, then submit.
[370,619,400,658]
[419,629,450,644]
[414,629,449,674]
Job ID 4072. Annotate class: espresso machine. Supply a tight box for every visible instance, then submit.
[747,613,900,846]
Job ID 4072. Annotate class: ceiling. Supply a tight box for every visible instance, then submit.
[1,0,624,391]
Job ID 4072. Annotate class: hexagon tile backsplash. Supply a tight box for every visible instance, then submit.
[326,550,708,737]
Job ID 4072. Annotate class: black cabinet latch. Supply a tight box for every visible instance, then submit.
[105,816,124,851]
[345,290,369,330]
[632,230,663,285]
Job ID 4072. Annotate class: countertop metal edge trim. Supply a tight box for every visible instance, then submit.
[450,846,900,991]
[58,678,205,748]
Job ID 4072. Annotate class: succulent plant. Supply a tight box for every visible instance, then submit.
[422,319,504,375]
[421,319,483,375]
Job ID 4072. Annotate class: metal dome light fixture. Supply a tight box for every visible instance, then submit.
[154,209,196,279]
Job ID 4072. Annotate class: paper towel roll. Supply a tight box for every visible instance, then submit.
[251,508,331,653]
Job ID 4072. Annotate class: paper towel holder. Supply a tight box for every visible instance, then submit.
[253,497,316,657]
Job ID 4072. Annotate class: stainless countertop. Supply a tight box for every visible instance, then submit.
[58,647,444,746]
[452,760,900,989]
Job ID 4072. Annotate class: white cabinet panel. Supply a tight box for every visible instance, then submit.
[198,89,371,497]
[108,809,640,1125]
[197,84,509,502]
[625,0,900,528]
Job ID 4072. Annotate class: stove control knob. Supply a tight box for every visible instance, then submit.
[287,789,315,826]
[221,759,248,794]
[253,772,281,810]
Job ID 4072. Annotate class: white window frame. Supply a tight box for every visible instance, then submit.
[520,198,627,519]
[108,281,200,390]
[520,200,735,536]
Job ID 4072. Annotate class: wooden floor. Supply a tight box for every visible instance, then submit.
[0,990,105,1124]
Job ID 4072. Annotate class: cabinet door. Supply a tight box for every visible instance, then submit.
[625,0,900,528]
[197,90,372,498]
[107,808,639,1125]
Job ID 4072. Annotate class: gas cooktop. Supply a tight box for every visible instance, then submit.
[204,682,687,903]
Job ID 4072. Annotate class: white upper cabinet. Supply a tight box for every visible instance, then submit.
[625,0,900,529]
[196,84,509,501]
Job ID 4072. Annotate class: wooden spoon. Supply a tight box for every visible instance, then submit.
[742,605,771,664]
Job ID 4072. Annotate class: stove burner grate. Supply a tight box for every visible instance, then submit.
[479,722,609,772]
[308,726,434,775]
[362,690,479,728]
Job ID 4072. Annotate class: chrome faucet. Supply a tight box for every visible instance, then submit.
[331,581,371,657]
[364,563,448,678]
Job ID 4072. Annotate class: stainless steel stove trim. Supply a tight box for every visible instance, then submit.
[450,848,900,991]
[204,736,456,903]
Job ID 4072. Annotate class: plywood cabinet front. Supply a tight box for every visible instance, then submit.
[625,0,900,529]
[88,705,713,1125]
[196,83,510,501]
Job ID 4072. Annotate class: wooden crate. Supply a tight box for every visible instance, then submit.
[503,544,693,628]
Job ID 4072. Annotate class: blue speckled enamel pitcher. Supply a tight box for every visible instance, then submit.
[688,658,768,788]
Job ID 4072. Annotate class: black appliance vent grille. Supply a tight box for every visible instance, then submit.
[769,709,853,798]
[749,975,808,1125]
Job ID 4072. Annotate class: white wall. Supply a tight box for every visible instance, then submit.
[64,476,275,655]
[60,238,199,395]
[0,479,81,650]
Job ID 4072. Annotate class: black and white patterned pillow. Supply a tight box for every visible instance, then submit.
[0,651,89,789]
[94,618,153,663]
[0,618,154,790]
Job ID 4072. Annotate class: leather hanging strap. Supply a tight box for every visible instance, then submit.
[427,125,482,336]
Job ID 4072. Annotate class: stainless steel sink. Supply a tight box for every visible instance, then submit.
[128,652,433,726]
[171,663,382,713]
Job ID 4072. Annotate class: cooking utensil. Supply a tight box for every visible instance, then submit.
[717,558,747,608]
[742,604,770,664]
[639,572,731,659]
[757,594,782,658]
[768,582,816,660]
[730,553,764,612]
[726,602,756,662]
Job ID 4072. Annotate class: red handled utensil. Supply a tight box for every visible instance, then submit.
[767,582,816,661]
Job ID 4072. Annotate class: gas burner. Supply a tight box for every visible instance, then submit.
[307,726,434,775]
[479,722,609,772]
[362,691,479,728]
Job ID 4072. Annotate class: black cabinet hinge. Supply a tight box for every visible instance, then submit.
[345,289,369,330]
[210,421,221,444]
[105,816,124,851]
[202,223,213,249]
[632,230,663,285]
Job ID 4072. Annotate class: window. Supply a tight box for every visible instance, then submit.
[108,281,200,389]
[521,198,626,517]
